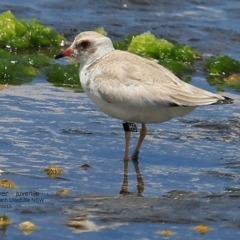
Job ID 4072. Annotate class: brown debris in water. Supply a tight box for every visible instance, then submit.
[56,189,71,195]
[0,179,18,188]
[193,224,212,234]
[44,165,63,178]
[158,229,176,236]
[80,164,91,170]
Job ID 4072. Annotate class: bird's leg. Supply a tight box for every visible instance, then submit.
[122,122,138,161]
[132,124,147,159]
[124,131,131,161]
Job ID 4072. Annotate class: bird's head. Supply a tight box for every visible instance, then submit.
[55,31,114,66]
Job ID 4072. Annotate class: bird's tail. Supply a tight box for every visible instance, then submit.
[213,96,234,105]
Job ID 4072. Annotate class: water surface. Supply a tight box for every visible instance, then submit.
[0,1,240,239]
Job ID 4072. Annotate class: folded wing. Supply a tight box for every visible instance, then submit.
[93,50,225,109]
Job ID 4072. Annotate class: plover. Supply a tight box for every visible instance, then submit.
[55,31,232,160]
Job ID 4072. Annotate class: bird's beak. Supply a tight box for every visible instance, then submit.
[54,48,73,59]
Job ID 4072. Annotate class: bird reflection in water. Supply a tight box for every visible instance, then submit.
[120,159,144,197]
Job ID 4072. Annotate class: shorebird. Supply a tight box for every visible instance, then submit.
[55,31,232,160]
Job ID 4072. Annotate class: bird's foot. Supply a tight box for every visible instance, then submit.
[131,150,139,160]
[119,189,131,195]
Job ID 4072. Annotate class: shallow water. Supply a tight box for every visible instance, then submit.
[0,1,240,239]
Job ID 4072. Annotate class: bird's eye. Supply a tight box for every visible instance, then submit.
[79,40,90,50]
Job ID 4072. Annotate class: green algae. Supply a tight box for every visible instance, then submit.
[204,55,240,91]
[127,32,200,77]
[204,55,240,76]
[45,63,81,91]
[113,34,135,51]
[0,51,37,85]
[0,49,51,85]
[0,11,69,88]
[128,32,161,59]
[207,74,240,92]
[94,27,108,36]
[159,59,194,77]
[0,11,65,49]
[172,44,200,64]
[157,39,175,60]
